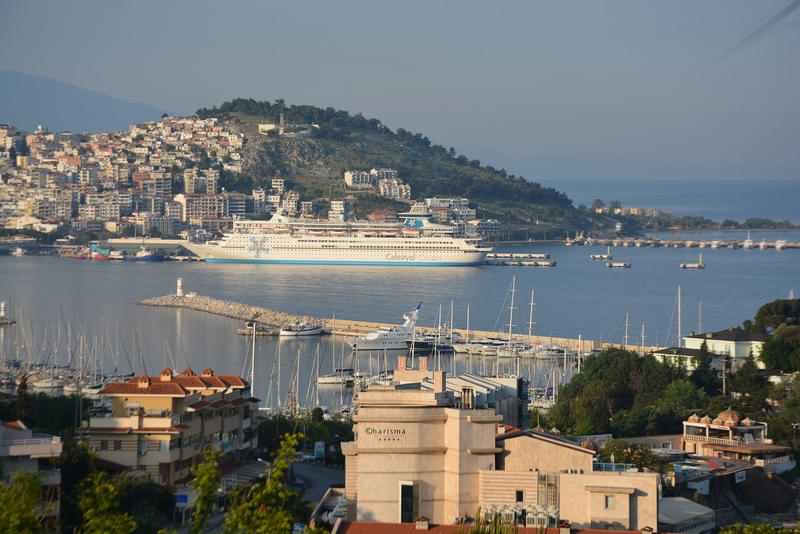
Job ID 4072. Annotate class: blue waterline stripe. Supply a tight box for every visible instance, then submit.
[203,258,483,266]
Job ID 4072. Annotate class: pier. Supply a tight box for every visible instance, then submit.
[566,237,799,250]
[140,284,661,355]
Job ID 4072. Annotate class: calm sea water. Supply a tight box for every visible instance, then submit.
[1,244,798,408]
[559,179,800,223]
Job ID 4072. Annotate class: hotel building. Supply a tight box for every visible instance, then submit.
[342,366,663,531]
[79,367,257,485]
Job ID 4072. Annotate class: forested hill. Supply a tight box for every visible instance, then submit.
[197,99,577,230]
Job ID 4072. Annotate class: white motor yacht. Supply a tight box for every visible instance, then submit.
[347,304,421,351]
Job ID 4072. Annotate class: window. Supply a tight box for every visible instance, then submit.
[516,490,524,503]
[114,440,122,451]
[604,495,615,510]
[99,440,108,451]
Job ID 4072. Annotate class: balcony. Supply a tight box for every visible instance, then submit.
[0,435,62,459]
[684,434,765,447]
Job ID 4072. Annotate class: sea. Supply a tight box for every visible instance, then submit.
[1,178,798,409]
[1,236,798,410]
[558,179,800,223]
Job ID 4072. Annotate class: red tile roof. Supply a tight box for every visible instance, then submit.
[98,368,249,397]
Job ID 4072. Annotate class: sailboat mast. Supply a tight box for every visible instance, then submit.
[250,321,256,395]
[678,285,682,347]
[624,312,629,350]
[698,301,703,333]
[507,276,516,346]
[527,288,535,344]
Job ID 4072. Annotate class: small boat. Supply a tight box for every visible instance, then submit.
[590,247,612,261]
[776,240,787,251]
[607,261,631,269]
[128,246,163,262]
[680,253,705,270]
[317,368,354,386]
[109,250,126,261]
[11,247,25,257]
[89,243,111,261]
[406,336,454,354]
[279,322,324,337]
[31,377,62,389]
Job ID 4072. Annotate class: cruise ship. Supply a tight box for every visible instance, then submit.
[182,206,490,266]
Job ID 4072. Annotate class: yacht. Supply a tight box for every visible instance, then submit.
[347,304,420,351]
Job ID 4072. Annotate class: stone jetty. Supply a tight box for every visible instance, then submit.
[140,294,318,327]
[140,292,662,355]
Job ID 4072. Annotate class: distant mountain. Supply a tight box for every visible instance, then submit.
[0,71,165,133]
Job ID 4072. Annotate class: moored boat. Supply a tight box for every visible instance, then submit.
[279,322,324,337]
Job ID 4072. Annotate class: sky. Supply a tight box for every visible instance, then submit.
[1,0,799,180]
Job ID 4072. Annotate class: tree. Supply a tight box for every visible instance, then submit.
[117,475,176,534]
[598,439,664,472]
[691,341,721,396]
[191,447,222,534]
[224,433,302,534]
[79,472,136,534]
[58,434,96,533]
[0,472,49,533]
[15,373,30,420]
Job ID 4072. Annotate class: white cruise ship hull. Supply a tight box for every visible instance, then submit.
[182,242,486,266]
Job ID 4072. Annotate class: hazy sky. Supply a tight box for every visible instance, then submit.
[1,1,798,178]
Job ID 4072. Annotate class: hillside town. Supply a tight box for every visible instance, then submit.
[0,118,503,244]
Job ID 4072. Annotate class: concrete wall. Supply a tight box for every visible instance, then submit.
[478,471,539,508]
[500,435,594,474]
[558,471,660,532]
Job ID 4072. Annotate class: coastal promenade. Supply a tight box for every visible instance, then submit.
[140,293,660,355]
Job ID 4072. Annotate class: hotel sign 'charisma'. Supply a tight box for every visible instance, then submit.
[364,426,407,442]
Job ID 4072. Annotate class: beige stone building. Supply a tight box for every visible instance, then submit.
[343,371,662,530]
[80,367,256,485]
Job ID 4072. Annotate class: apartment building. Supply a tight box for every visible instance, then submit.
[0,420,63,522]
[80,367,256,486]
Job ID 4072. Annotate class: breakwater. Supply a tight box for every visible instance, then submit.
[140,293,660,354]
